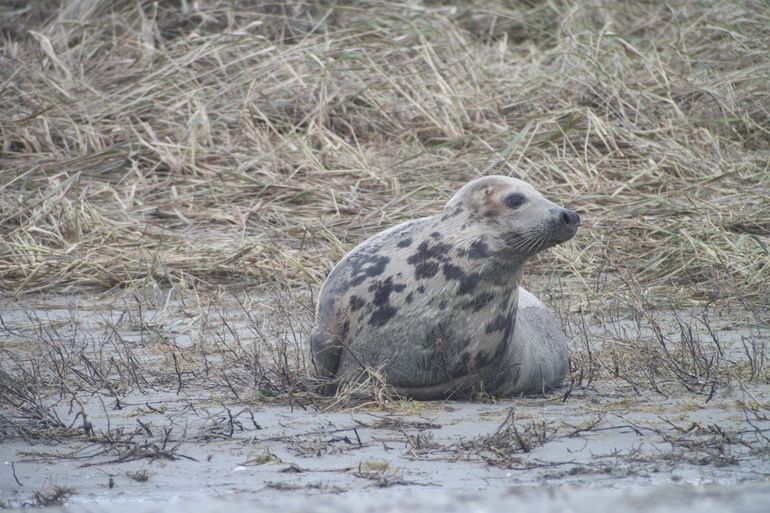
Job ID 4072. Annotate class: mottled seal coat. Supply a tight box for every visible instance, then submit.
[310,175,580,399]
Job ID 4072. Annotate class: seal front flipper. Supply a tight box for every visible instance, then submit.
[309,303,350,395]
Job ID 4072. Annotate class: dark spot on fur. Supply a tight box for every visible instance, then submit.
[468,308,517,373]
[463,291,494,312]
[480,308,518,366]
[332,280,352,295]
[349,295,366,311]
[414,261,439,279]
[485,313,509,334]
[365,276,406,327]
[473,350,492,368]
[406,292,414,304]
[440,263,480,295]
[468,240,491,259]
[438,299,448,310]
[349,253,390,287]
[365,255,389,277]
[425,321,462,380]
[505,192,527,209]
[369,276,406,307]
[457,273,481,295]
[417,285,426,293]
[450,349,474,378]
[442,263,465,281]
[369,306,398,327]
[340,319,350,340]
[431,231,442,239]
[499,307,517,348]
[499,288,515,311]
[397,238,413,248]
[407,240,453,267]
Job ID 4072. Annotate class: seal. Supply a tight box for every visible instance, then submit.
[310,175,579,399]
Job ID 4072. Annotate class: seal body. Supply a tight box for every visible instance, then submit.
[310,175,579,399]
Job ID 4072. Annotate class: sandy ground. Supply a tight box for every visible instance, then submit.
[1,294,769,512]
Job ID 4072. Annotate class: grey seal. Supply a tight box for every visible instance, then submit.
[309,175,579,399]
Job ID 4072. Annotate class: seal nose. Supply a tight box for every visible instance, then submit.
[560,209,580,227]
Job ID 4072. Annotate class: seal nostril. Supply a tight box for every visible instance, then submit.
[560,210,580,226]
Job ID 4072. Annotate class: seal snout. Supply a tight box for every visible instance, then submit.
[554,208,580,242]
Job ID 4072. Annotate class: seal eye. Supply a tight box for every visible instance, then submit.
[505,192,527,209]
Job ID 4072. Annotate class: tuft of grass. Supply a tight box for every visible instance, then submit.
[125,468,153,482]
[30,485,76,507]
[243,449,282,466]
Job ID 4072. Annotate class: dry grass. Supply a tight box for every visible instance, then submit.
[0,0,767,311]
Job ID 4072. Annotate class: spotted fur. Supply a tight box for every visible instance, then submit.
[309,175,580,399]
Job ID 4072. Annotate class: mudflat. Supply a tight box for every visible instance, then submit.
[1,293,768,511]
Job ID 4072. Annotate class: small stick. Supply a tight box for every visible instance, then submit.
[172,352,183,394]
[11,461,23,486]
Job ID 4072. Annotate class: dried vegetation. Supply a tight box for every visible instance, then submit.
[1,0,768,305]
